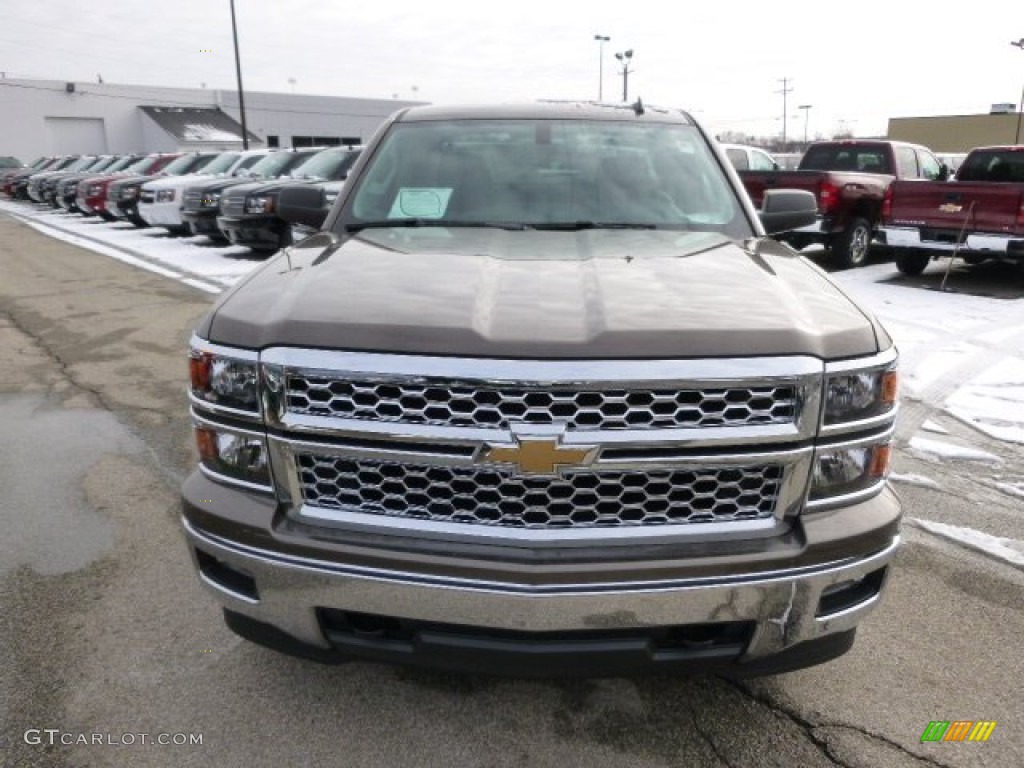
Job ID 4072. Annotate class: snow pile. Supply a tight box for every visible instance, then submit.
[944,358,1024,444]
[994,481,1024,500]
[888,472,941,490]
[912,518,1024,568]
[908,436,1001,464]
[920,420,949,435]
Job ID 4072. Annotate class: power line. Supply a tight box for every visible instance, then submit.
[775,77,793,146]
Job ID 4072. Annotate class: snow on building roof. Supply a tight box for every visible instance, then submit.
[139,106,259,145]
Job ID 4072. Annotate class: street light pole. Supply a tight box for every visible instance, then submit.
[1012,38,1024,143]
[798,104,812,146]
[614,50,634,102]
[594,35,610,101]
[229,0,249,149]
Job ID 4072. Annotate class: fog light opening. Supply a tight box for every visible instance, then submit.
[195,549,259,602]
[816,567,887,617]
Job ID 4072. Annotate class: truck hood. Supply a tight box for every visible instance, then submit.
[205,229,881,360]
[185,177,260,195]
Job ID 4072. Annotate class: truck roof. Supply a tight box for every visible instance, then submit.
[394,101,697,125]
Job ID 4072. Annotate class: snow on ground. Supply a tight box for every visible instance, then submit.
[944,358,1024,444]
[908,436,1001,464]
[993,480,1024,500]
[0,199,262,291]
[920,419,949,435]
[911,518,1024,568]
[888,472,942,490]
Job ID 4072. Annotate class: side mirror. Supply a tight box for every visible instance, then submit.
[759,189,817,235]
[937,163,950,182]
[277,184,327,229]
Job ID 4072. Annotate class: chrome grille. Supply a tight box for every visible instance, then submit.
[220,193,246,217]
[182,189,204,210]
[286,377,797,430]
[296,455,782,529]
[139,190,155,204]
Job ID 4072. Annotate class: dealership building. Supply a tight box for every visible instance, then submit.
[0,77,425,161]
[887,106,1023,152]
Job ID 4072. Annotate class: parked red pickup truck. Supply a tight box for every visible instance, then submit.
[739,140,947,268]
[879,145,1024,275]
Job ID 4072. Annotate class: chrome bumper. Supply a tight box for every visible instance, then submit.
[184,515,899,661]
[881,226,1022,255]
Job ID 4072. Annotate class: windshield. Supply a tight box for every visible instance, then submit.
[246,151,317,179]
[126,156,161,174]
[290,148,361,181]
[103,156,138,173]
[87,157,119,172]
[197,152,240,175]
[65,157,99,172]
[342,119,746,237]
[231,154,264,176]
[161,154,215,175]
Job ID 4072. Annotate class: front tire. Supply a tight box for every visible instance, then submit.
[895,249,931,276]
[833,217,872,269]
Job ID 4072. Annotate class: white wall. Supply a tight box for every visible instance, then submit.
[0,77,424,161]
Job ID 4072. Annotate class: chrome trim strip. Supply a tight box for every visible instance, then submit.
[823,346,897,373]
[269,413,811,447]
[197,464,274,494]
[819,404,899,438]
[805,478,888,512]
[189,334,259,362]
[191,409,267,439]
[188,393,262,424]
[183,515,901,595]
[260,349,825,384]
[815,425,895,451]
[294,504,786,547]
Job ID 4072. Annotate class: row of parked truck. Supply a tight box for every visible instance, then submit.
[0,145,362,253]
[3,138,1022,275]
[734,139,1024,274]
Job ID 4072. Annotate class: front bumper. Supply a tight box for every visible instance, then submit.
[182,471,901,676]
[182,209,226,238]
[138,199,184,228]
[881,226,1024,260]
[217,214,285,250]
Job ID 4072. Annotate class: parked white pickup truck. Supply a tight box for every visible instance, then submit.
[138,149,273,234]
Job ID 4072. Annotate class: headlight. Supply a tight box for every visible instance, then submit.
[156,189,176,203]
[246,195,274,214]
[201,193,221,208]
[810,440,891,501]
[194,427,270,487]
[120,187,139,200]
[189,346,260,413]
[823,357,898,426]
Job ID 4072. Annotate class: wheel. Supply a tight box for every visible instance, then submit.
[895,249,931,276]
[832,217,872,268]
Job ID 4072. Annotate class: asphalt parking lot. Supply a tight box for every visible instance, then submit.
[1,210,1022,768]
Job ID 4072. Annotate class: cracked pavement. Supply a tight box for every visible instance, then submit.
[1,214,1021,767]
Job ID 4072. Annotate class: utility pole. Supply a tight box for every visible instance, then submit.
[594,35,610,101]
[798,104,813,147]
[229,0,249,149]
[776,77,793,148]
[615,50,634,102]
[1012,38,1024,143]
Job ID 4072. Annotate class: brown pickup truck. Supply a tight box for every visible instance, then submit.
[879,145,1024,275]
[181,102,902,678]
[739,139,947,268]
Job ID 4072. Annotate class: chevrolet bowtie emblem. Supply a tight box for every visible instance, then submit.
[479,437,597,476]
[939,203,963,213]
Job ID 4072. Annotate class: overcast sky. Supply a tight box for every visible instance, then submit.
[1,0,1022,140]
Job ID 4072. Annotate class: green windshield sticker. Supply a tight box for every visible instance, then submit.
[389,188,453,219]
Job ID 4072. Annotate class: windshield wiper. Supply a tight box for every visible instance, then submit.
[345,219,529,233]
[530,221,658,231]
